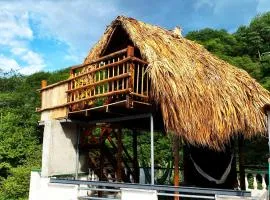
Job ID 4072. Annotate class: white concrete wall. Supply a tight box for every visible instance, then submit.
[121,188,158,200]
[29,171,79,200]
[41,120,86,177]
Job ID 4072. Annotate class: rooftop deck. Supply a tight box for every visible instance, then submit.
[38,46,152,121]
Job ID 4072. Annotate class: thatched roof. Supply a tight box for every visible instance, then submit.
[83,16,270,150]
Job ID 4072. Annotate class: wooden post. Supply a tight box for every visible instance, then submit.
[173,135,180,200]
[126,46,134,108]
[40,80,47,108]
[238,135,245,190]
[133,129,139,183]
[183,145,189,185]
[267,110,270,191]
[116,129,122,182]
[41,80,47,89]
[127,46,134,57]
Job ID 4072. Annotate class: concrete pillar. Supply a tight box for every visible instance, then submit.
[41,120,86,177]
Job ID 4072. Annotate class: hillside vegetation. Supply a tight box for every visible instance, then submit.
[0,12,269,199]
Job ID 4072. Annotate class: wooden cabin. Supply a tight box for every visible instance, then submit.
[38,46,151,122]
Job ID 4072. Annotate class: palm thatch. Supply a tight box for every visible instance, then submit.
[83,16,270,150]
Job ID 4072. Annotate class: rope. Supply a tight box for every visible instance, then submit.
[190,153,234,184]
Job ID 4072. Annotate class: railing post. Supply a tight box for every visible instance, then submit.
[41,80,47,89]
[75,125,81,180]
[127,46,134,57]
[126,46,134,108]
[252,173,258,190]
[40,80,47,109]
[245,173,249,190]
[238,135,246,190]
[150,115,154,185]
[267,109,270,192]
[262,173,267,190]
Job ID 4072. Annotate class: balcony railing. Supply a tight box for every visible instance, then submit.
[66,46,150,112]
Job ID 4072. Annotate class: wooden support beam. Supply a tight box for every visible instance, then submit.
[183,145,189,185]
[238,135,245,190]
[133,129,139,183]
[116,129,123,182]
[173,135,180,200]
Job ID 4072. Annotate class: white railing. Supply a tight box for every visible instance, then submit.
[244,172,268,191]
[237,170,269,200]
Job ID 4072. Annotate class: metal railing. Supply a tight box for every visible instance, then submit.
[50,178,251,200]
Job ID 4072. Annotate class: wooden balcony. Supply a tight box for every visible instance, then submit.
[39,46,152,121]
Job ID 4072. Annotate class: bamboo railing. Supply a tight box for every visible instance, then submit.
[66,46,150,112]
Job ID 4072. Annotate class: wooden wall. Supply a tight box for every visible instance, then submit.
[40,82,68,121]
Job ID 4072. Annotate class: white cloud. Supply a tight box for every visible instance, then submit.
[0,10,32,47]
[0,0,118,63]
[11,48,45,75]
[0,7,45,75]
[0,55,20,72]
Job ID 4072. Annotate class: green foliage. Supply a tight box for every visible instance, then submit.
[0,68,67,199]
[0,166,32,200]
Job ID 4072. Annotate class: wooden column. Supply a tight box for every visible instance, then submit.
[40,80,47,109]
[41,80,47,88]
[238,135,245,190]
[183,144,189,185]
[116,129,123,182]
[133,129,139,183]
[173,135,180,200]
[126,46,134,108]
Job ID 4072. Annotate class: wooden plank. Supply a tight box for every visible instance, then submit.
[141,66,144,95]
[66,88,131,106]
[70,48,128,71]
[112,58,115,91]
[146,72,149,96]
[130,92,149,99]
[117,57,120,91]
[68,57,132,82]
[136,63,140,93]
[131,57,148,65]
[38,79,70,91]
[66,73,131,93]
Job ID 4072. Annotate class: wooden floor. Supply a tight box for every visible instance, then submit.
[67,100,163,130]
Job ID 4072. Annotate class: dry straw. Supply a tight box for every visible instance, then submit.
[84,16,270,150]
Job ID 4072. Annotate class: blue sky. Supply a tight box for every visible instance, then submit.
[0,0,269,75]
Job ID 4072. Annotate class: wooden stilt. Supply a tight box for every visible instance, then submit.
[133,129,139,183]
[183,144,189,185]
[116,129,122,182]
[173,135,180,200]
[98,135,105,197]
[238,135,245,190]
